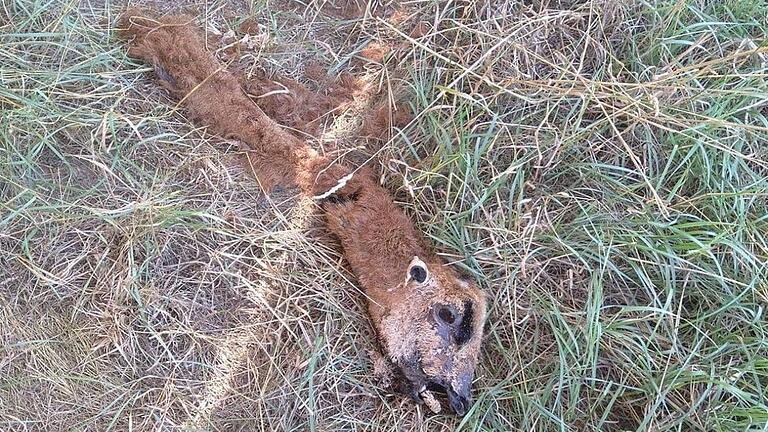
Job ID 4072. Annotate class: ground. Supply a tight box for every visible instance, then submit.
[1,0,768,431]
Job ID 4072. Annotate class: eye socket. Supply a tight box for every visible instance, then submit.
[409,265,428,283]
[437,306,456,325]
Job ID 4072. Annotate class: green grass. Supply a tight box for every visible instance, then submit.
[2,0,768,430]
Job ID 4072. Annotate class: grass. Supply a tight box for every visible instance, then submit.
[2,0,768,430]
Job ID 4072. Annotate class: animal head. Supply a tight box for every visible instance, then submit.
[376,255,487,416]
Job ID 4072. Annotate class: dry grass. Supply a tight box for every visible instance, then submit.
[2,0,768,430]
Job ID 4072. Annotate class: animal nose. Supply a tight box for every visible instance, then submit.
[447,386,471,416]
[447,371,474,416]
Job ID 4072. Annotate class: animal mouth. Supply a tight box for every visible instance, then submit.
[386,351,474,416]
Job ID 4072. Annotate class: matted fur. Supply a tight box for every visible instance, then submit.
[118,10,487,416]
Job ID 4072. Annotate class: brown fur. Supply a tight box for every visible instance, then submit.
[361,97,414,139]
[240,68,358,138]
[119,10,486,416]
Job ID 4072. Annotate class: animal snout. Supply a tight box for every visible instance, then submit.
[433,301,474,346]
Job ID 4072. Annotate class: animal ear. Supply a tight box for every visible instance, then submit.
[407,256,429,284]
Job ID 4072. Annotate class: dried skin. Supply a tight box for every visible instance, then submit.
[119,9,486,416]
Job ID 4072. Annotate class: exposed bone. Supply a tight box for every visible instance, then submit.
[420,389,441,414]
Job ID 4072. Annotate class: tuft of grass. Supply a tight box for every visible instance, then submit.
[2,0,768,431]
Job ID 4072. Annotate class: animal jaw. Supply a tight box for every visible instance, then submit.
[118,9,487,416]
